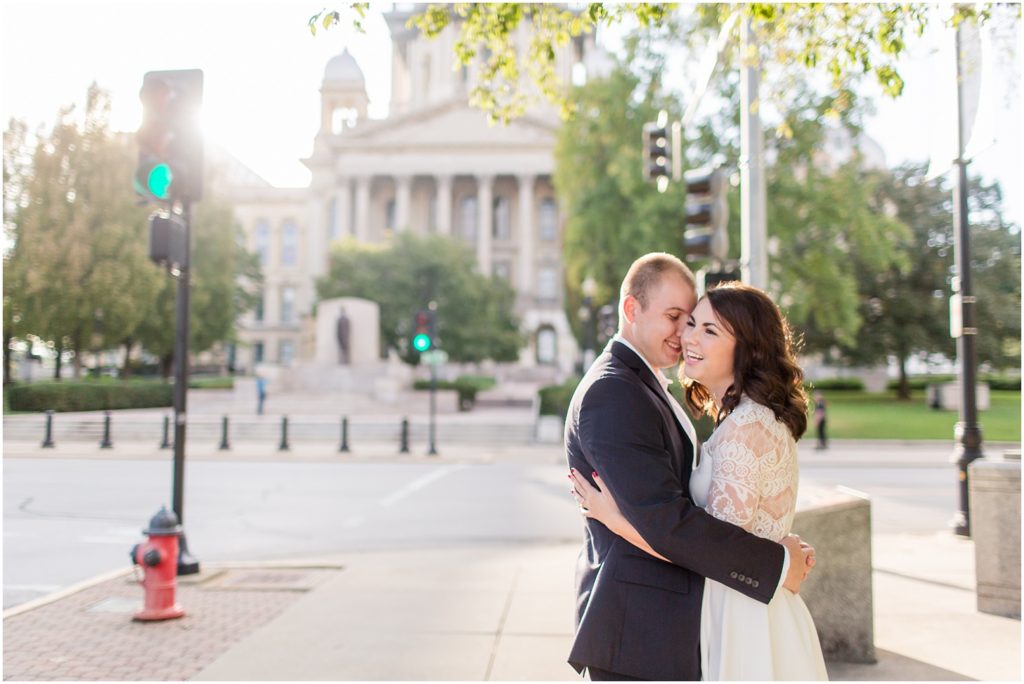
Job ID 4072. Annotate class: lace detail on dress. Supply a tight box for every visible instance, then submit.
[703,395,798,542]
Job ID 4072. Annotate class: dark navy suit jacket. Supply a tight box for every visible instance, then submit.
[566,341,784,680]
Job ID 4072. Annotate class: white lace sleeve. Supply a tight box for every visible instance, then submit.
[705,418,775,533]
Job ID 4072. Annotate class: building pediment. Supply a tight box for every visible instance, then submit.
[334,98,558,150]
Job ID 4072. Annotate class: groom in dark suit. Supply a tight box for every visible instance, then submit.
[566,253,812,681]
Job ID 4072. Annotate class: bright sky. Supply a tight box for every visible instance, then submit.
[2,2,1020,225]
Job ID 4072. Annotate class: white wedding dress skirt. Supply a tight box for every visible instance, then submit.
[701,579,828,680]
[689,396,828,681]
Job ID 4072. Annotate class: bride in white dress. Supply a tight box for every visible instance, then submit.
[571,283,828,680]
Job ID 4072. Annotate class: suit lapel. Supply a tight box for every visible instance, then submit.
[610,342,696,478]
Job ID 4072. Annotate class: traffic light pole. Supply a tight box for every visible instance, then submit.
[428,362,438,456]
[172,201,200,575]
[739,16,768,290]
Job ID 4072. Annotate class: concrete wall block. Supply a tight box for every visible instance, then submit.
[793,490,875,663]
[969,458,1021,619]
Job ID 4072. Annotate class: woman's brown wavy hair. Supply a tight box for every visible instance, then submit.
[681,282,808,440]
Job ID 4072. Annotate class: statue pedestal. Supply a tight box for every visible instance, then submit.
[315,297,380,366]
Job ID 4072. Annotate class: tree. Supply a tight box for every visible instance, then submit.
[313,3,1017,123]
[4,86,261,381]
[554,29,909,353]
[317,234,522,364]
[3,85,156,379]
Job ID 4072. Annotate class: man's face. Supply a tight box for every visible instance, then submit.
[621,271,697,369]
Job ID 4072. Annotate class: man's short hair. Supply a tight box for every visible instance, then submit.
[619,252,696,313]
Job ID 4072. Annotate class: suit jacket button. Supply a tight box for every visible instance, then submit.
[737,574,745,581]
[730,571,738,579]
[745,577,753,585]
[752,580,759,588]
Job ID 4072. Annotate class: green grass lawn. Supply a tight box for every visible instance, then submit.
[825,390,1021,441]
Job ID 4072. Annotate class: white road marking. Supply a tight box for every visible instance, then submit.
[378,465,468,508]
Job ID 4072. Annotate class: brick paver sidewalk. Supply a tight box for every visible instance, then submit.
[3,565,342,681]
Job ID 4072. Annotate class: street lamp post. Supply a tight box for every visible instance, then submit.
[950,19,984,537]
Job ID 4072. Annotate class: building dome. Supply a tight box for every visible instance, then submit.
[323,49,365,88]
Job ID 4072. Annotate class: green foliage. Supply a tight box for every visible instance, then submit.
[538,375,581,417]
[188,377,235,390]
[313,4,1017,122]
[4,87,262,379]
[317,233,522,364]
[6,379,172,412]
[805,378,866,392]
[412,375,496,409]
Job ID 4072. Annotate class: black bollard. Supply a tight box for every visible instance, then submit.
[159,414,171,449]
[42,410,56,449]
[399,417,410,454]
[339,416,350,453]
[279,415,290,451]
[100,410,113,449]
[219,415,230,450]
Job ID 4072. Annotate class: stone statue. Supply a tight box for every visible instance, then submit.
[336,308,351,365]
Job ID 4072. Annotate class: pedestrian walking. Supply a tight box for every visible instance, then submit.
[256,374,267,415]
[814,391,828,450]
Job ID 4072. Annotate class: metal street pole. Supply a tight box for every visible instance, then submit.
[428,361,438,456]
[739,16,768,290]
[950,19,984,537]
[173,201,200,574]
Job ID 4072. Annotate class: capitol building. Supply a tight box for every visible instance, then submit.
[225,9,607,380]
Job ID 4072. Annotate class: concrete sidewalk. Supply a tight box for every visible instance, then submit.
[3,532,1019,681]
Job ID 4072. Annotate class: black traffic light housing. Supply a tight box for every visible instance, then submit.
[135,69,204,205]
[683,167,729,260]
[148,212,188,270]
[412,309,437,353]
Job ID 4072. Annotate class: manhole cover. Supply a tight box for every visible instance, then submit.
[201,568,337,592]
[86,597,141,614]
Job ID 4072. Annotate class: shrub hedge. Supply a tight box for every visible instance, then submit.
[885,374,1020,392]
[538,376,582,417]
[413,375,496,410]
[804,378,866,392]
[6,380,173,413]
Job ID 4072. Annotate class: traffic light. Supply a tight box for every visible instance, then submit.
[148,212,187,270]
[683,166,729,260]
[412,310,433,352]
[135,69,204,204]
[699,268,741,294]
[642,120,671,192]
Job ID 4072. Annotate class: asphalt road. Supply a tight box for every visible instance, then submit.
[2,448,966,610]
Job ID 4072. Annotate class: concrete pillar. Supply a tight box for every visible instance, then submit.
[306,186,327,280]
[517,174,535,296]
[435,175,453,235]
[334,176,351,239]
[969,455,1021,618]
[354,176,371,242]
[395,174,412,233]
[476,174,494,276]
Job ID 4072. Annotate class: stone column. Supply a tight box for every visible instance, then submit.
[476,174,494,276]
[969,455,1021,618]
[334,176,351,239]
[517,174,535,297]
[354,176,371,242]
[305,179,327,279]
[395,174,412,233]
[435,175,453,235]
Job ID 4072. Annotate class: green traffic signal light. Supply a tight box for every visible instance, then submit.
[147,163,173,200]
[412,333,432,352]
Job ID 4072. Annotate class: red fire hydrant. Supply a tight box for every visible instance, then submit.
[130,506,186,622]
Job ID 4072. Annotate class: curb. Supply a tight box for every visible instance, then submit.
[3,566,134,620]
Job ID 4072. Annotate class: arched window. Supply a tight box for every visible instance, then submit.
[281,221,298,266]
[537,326,557,365]
[539,198,558,241]
[493,195,511,240]
[254,220,270,266]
